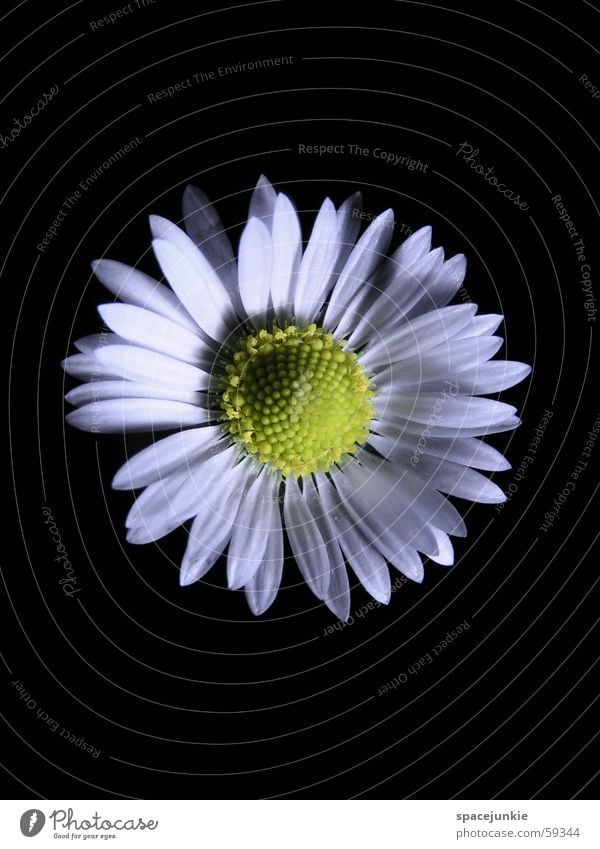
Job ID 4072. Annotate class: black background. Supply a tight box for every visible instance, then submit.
[3,0,599,799]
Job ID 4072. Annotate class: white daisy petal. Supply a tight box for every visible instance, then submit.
[328,190,365,275]
[324,209,395,331]
[407,253,467,318]
[244,530,284,616]
[453,361,532,394]
[152,235,235,344]
[360,304,478,370]
[95,344,210,389]
[427,526,455,566]
[388,225,433,268]
[457,313,504,338]
[249,174,277,226]
[180,461,251,586]
[373,392,517,429]
[98,303,211,365]
[317,473,417,586]
[66,398,210,433]
[126,446,240,544]
[292,193,363,327]
[283,476,331,599]
[335,225,433,343]
[371,335,505,385]
[227,470,281,590]
[423,436,511,471]
[352,448,467,537]
[237,216,273,325]
[373,411,521,440]
[343,245,446,347]
[65,380,201,408]
[74,333,124,354]
[369,432,511,473]
[408,454,507,503]
[182,185,238,296]
[322,551,351,621]
[62,353,119,381]
[293,198,339,324]
[112,425,225,490]
[303,477,351,619]
[269,193,302,320]
[91,259,197,332]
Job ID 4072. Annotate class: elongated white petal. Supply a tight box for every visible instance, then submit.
[180,460,252,585]
[152,236,234,344]
[350,448,466,537]
[373,392,517,429]
[227,470,281,589]
[98,303,211,365]
[369,432,511,473]
[422,436,511,471]
[407,253,467,317]
[126,446,241,544]
[180,512,235,586]
[370,335,505,385]
[182,185,238,296]
[269,193,302,319]
[407,454,507,503]
[344,246,446,346]
[293,198,339,324]
[74,333,123,354]
[303,477,351,618]
[65,380,202,407]
[372,411,521,440]
[95,344,210,389]
[324,209,394,331]
[237,216,273,325]
[112,425,225,490]
[453,360,532,394]
[249,174,277,227]
[244,522,284,616]
[361,304,478,371]
[62,353,119,381]
[388,225,432,269]
[66,398,209,433]
[427,526,455,566]
[150,215,236,328]
[457,314,504,338]
[283,476,330,599]
[317,474,419,584]
[91,259,197,332]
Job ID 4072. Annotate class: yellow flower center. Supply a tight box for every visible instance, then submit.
[220,323,374,477]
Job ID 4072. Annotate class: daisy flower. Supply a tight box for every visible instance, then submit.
[62,176,530,619]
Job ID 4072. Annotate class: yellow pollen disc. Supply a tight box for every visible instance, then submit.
[220,323,374,477]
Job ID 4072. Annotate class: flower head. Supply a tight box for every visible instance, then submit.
[63,176,530,619]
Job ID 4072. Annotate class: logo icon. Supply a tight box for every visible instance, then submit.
[19,810,45,837]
